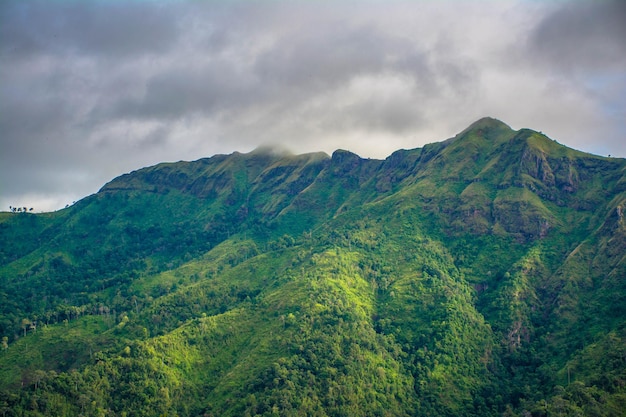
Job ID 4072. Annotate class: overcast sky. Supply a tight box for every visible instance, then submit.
[1,0,625,212]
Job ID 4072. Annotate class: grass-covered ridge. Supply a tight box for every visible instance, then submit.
[1,118,625,416]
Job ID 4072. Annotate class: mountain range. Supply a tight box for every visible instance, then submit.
[1,117,625,416]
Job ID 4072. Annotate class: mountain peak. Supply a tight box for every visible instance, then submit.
[459,117,513,136]
[247,144,293,157]
[438,117,517,153]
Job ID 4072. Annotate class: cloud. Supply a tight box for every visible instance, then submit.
[0,1,180,59]
[523,0,626,154]
[529,0,626,73]
[81,1,487,157]
[0,0,624,212]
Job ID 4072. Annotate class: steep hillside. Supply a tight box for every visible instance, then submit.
[1,118,625,416]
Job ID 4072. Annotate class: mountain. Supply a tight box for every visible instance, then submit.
[1,117,625,416]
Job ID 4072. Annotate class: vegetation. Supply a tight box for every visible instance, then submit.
[1,117,625,416]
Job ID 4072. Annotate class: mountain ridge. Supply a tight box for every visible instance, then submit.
[1,118,625,416]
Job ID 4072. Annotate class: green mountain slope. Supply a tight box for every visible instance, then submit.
[1,117,625,416]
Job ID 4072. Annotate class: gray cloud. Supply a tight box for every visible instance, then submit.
[530,0,626,72]
[522,0,626,155]
[0,1,180,59]
[1,0,624,212]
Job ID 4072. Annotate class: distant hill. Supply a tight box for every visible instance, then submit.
[1,117,625,416]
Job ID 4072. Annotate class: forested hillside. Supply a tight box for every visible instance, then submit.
[1,118,625,416]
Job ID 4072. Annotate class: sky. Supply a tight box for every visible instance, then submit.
[1,0,625,212]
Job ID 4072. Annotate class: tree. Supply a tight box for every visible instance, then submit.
[21,318,31,337]
[33,370,46,390]
[1,336,7,351]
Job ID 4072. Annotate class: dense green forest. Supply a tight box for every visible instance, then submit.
[1,118,625,416]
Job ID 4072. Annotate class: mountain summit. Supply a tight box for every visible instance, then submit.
[456,116,513,137]
[1,119,625,416]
